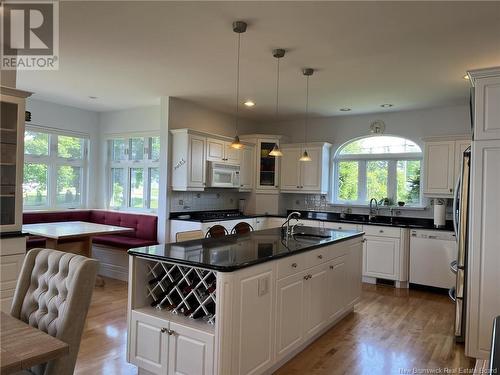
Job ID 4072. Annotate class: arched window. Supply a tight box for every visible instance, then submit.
[333,135,422,205]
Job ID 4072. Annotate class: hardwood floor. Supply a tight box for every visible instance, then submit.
[75,278,474,375]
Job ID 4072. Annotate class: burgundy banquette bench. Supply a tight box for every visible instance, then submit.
[23,210,158,250]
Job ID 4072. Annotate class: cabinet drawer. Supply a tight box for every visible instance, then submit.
[305,248,328,269]
[0,237,26,256]
[0,254,24,291]
[362,225,401,238]
[324,222,359,231]
[0,288,15,313]
[277,253,305,279]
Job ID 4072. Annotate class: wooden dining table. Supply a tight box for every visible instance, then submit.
[0,312,69,374]
[22,221,134,259]
[22,221,134,286]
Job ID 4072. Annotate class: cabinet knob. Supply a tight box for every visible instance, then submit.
[303,275,308,280]
[338,227,342,230]
[297,186,300,188]
[450,188,453,192]
[291,263,298,268]
[167,329,175,336]
[379,230,384,233]
[275,185,279,188]
[161,327,167,333]
[317,254,323,259]
[330,265,334,270]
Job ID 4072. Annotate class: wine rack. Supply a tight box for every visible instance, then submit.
[146,261,217,325]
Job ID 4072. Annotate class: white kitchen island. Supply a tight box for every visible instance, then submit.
[127,226,364,375]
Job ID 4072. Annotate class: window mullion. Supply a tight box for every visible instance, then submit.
[358,160,367,203]
[388,160,397,204]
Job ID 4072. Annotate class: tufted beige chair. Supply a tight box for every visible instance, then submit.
[10,248,98,375]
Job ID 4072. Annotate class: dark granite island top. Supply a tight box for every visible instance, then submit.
[128,226,364,272]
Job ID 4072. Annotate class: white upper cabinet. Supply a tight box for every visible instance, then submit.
[206,137,241,164]
[280,142,331,194]
[472,74,500,141]
[423,138,470,197]
[171,129,207,191]
[239,145,255,192]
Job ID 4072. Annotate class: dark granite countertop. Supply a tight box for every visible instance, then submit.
[170,209,454,232]
[128,226,364,272]
[0,231,29,239]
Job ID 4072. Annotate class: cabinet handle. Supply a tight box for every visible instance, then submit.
[317,254,323,259]
[291,263,298,268]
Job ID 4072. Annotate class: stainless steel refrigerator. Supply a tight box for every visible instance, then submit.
[450,147,471,343]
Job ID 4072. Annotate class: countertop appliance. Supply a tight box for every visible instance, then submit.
[207,161,240,188]
[409,229,457,289]
[451,147,471,343]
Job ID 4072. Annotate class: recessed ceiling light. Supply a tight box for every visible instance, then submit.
[463,75,470,80]
[339,108,351,112]
[380,103,393,108]
[88,96,98,99]
[244,100,256,107]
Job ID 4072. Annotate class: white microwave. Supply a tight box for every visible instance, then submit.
[207,161,240,188]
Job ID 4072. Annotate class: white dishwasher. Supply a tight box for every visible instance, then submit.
[409,229,457,289]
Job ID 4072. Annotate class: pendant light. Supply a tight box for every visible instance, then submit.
[269,49,286,157]
[230,21,247,150]
[299,68,313,162]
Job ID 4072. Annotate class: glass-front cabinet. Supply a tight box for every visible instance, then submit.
[258,140,279,189]
[0,87,32,232]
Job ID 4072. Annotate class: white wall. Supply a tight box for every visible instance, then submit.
[168,97,256,136]
[254,104,471,218]
[253,104,471,153]
[25,98,101,208]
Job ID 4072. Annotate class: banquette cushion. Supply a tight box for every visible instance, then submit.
[24,210,158,250]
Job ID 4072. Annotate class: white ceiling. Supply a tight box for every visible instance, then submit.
[17,1,500,120]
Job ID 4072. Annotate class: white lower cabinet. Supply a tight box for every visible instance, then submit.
[363,236,400,280]
[0,236,26,313]
[130,310,214,375]
[327,255,348,321]
[275,272,305,361]
[303,263,328,339]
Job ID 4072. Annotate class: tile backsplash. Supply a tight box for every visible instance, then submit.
[282,194,453,219]
[170,190,241,212]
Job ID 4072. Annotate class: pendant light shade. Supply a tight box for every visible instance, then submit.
[230,135,243,150]
[230,21,247,150]
[268,48,286,157]
[269,143,283,157]
[299,149,312,162]
[300,68,314,162]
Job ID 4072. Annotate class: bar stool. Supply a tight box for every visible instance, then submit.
[231,222,254,235]
[205,225,229,239]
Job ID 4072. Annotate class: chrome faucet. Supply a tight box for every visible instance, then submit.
[282,211,301,237]
[369,198,379,221]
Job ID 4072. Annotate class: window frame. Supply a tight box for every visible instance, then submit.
[332,135,423,206]
[23,126,89,210]
[106,133,160,212]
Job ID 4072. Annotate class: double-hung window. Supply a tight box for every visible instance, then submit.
[23,127,88,210]
[107,135,160,211]
[333,135,422,206]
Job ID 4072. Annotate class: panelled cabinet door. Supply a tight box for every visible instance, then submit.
[347,241,363,305]
[129,311,169,375]
[224,142,241,164]
[275,272,306,361]
[303,263,328,339]
[424,141,455,195]
[239,146,255,191]
[188,135,206,189]
[206,138,225,162]
[474,76,500,141]
[327,256,348,321]
[300,146,322,192]
[280,147,301,191]
[168,322,214,375]
[363,236,400,280]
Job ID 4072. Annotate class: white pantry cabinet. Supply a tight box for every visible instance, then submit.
[130,309,214,375]
[280,143,331,194]
[471,73,500,141]
[206,138,241,164]
[423,138,471,197]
